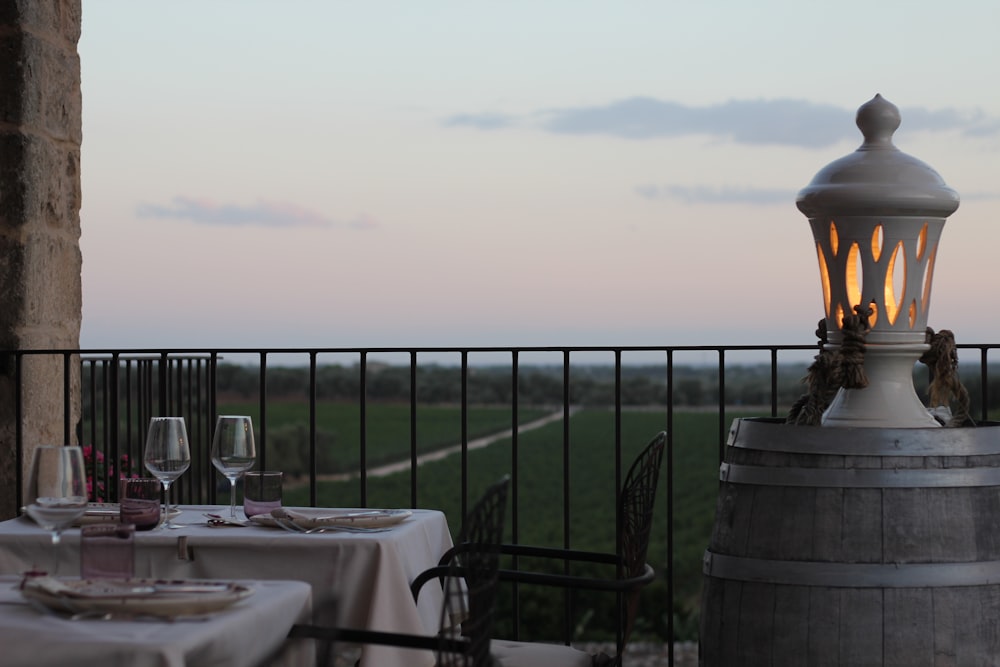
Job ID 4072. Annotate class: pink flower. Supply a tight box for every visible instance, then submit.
[83,446,139,501]
[83,446,111,502]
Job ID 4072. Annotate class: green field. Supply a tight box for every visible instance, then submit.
[218,400,758,641]
[217,401,552,477]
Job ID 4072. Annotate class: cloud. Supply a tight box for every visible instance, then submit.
[446,97,1000,149]
[958,191,1000,201]
[443,112,517,130]
[637,184,794,205]
[136,197,377,230]
[639,184,1000,207]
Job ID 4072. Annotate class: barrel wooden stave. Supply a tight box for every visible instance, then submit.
[700,418,1000,666]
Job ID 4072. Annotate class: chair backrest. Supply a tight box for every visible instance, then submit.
[439,475,510,667]
[617,431,667,653]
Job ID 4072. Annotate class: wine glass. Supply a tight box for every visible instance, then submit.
[24,445,88,575]
[143,417,191,529]
[210,415,257,518]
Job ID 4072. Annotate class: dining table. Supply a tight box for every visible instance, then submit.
[0,505,455,667]
[0,574,312,667]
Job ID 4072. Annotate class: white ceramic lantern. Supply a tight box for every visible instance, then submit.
[797,94,960,427]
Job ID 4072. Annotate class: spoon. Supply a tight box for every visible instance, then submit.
[203,513,246,527]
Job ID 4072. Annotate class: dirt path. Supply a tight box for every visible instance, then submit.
[292,408,571,486]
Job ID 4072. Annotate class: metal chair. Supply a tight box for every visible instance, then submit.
[288,475,510,667]
[490,431,667,667]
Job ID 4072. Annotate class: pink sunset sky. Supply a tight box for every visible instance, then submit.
[77,1,1000,357]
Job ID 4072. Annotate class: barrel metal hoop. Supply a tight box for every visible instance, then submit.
[703,550,1000,588]
[719,462,1000,488]
[727,418,1000,456]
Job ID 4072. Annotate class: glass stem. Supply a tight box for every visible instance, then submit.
[50,531,61,576]
[229,478,238,518]
[162,481,173,528]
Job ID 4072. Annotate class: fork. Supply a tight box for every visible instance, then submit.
[270,518,325,534]
[270,516,389,534]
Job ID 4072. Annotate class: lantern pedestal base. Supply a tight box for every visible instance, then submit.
[821,343,938,428]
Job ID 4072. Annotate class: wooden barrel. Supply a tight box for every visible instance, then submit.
[700,417,1000,667]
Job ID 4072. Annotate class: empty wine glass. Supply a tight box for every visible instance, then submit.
[24,445,88,575]
[211,415,257,518]
[143,417,191,529]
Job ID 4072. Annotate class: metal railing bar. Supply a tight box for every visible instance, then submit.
[15,353,23,508]
[257,353,267,476]
[209,354,219,503]
[100,360,110,498]
[665,347,675,667]
[85,359,98,494]
[124,358,134,478]
[359,351,368,506]
[194,358,205,503]
[561,350,571,644]
[157,353,167,416]
[717,350,726,463]
[510,349,521,639]
[770,348,780,418]
[409,351,418,509]
[614,349,624,653]
[62,353,72,444]
[308,351,318,507]
[460,350,469,523]
[109,355,120,498]
[980,347,989,422]
[185,358,198,503]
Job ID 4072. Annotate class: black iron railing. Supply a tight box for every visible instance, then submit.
[6,343,1000,663]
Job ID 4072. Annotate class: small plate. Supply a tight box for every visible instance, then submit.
[21,577,254,617]
[77,503,181,527]
[249,508,412,529]
[21,503,181,527]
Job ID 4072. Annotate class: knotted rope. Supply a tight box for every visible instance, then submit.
[788,311,973,427]
[919,327,974,427]
[786,320,838,426]
[787,305,872,426]
[835,303,872,390]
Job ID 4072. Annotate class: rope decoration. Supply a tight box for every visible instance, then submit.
[919,327,974,427]
[786,320,838,426]
[787,305,871,426]
[787,311,974,428]
[835,303,872,390]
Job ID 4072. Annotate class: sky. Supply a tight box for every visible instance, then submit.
[76,1,1000,359]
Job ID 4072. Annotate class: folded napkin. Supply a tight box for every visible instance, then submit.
[280,508,412,529]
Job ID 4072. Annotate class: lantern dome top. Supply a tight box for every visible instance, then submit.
[796,94,960,218]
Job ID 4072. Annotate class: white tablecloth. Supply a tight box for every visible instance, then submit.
[0,506,454,667]
[0,575,312,667]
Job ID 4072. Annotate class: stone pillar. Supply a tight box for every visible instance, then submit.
[0,1,83,519]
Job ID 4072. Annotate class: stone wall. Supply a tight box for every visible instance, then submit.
[0,1,83,519]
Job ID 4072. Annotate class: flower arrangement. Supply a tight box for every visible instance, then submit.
[82,445,139,502]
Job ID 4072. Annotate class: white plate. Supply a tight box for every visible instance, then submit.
[249,508,412,529]
[21,577,254,617]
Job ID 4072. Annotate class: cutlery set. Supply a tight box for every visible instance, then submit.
[202,511,393,533]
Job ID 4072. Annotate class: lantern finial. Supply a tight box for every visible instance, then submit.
[856,94,900,148]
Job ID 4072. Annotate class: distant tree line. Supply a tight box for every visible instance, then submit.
[213,361,1000,414]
